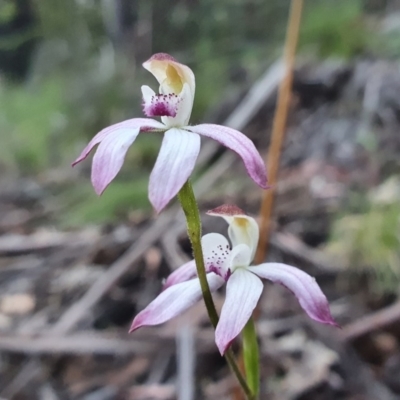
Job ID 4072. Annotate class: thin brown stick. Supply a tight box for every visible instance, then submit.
[342,299,400,341]
[255,0,304,264]
[234,3,304,399]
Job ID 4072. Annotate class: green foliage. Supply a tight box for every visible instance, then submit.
[36,0,83,42]
[327,177,400,293]
[300,0,369,58]
[59,179,151,227]
[0,78,66,173]
[0,1,16,23]
[377,31,400,58]
[372,19,400,59]
[153,0,291,118]
[1,0,395,226]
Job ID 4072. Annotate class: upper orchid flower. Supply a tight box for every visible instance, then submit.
[130,205,337,355]
[72,53,267,212]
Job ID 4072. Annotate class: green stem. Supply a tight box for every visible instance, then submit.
[178,180,254,400]
[177,180,219,326]
[226,349,256,400]
[242,317,260,397]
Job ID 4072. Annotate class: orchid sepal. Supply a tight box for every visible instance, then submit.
[129,273,223,333]
[72,118,165,167]
[248,263,338,327]
[185,124,268,190]
[215,268,263,355]
[149,128,200,213]
[72,118,165,195]
[163,260,197,290]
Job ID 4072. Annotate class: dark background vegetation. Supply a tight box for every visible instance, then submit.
[0,0,394,224]
[1,0,399,290]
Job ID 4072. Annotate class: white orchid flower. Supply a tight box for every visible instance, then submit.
[130,205,337,355]
[72,54,268,212]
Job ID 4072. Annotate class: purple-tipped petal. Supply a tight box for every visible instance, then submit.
[248,263,337,326]
[72,118,165,166]
[215,269,263,355]
[163,260,197,290]
[185,124,268,189]
[130,274,223,332]
[149,128,200,212]
[90,128,140,195]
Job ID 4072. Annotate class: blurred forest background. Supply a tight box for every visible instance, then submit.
[2,0,400,399]
[1,0,400,288]
[0,0,396,225]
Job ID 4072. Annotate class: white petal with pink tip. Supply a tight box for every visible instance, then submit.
[185,124,268,189]
[130,273,223,332]
[215,268,263,355]
[72,118,165,167]
[91,128,141,195]
[248,263,337,326]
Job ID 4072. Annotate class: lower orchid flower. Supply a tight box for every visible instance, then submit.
[72,53,267,213]
[130,205,337,355]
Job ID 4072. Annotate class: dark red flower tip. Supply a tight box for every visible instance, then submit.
[207,204,246,217]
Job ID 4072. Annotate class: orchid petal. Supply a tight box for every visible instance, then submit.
[149,128,200,212]
[163,260,197,290]
[162,83,192,127]
[141,85,156,105]
[215,269,263,355]
[248,263,337,326]
[72,118,165,167]
[202,233,231,278]
[186,124,268,189]
[130,274,223,332]
[207,205,260,260]
[142,85,180,118]
[143,53,195,99]
[91,128,139,195]
[228,217,259,261]
[229,244,252,271]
